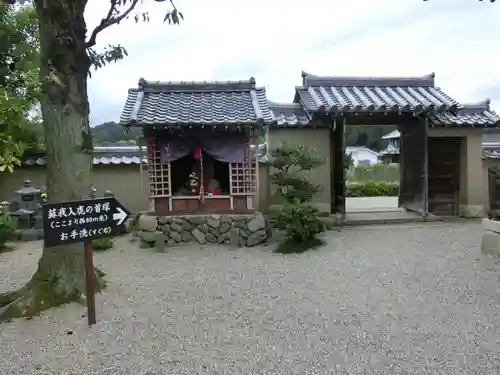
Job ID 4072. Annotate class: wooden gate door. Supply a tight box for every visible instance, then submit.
[427,137,461,216]
[332,118,346,217]
[400,119,428,215]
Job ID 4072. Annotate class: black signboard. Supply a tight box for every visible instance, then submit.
[42,197,131,248]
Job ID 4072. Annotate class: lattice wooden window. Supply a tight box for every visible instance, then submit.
[148,139,171,197]
[230,147,257,195]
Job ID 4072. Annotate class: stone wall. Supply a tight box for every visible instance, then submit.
[137,212,270,249]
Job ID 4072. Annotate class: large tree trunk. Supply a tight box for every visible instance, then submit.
[0,0,105,322]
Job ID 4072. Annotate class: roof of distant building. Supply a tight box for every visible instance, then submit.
[345,146,379,156]
[19,146,269,166]
[382,130,401,140]
[20,146,147,166]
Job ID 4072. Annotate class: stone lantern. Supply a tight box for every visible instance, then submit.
[9,180,41,229]
[15,180,41,207]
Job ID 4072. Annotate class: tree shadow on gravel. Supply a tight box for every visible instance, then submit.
[273,236,326,254]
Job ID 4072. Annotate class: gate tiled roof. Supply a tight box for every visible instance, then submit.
[120,78,273,127]
[295,71,460,114]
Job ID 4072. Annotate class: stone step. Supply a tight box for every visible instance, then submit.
[488,209,500,218]
[341,212,441,226]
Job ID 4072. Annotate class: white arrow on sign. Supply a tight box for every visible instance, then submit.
[113,207,128,226]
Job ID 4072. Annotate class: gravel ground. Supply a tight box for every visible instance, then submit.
[1,221,500,374]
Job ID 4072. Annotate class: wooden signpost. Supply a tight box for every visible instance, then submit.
[42,197,130,326]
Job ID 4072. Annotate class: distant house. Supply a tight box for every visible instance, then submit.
[379,129,400,164]
[345,146,380,166]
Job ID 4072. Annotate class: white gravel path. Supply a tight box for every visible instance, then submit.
[1,221,500,374]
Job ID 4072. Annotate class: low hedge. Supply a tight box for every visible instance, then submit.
[0,214,17,250]
[346,180,399,197]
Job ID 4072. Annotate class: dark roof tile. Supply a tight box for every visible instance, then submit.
[20,146,146,166]
[429,100,500,127]
[296,71,460,114]
[120,78,273,127]
[301,71,436,88]
[268,101,310,127]
[120,71,499,130]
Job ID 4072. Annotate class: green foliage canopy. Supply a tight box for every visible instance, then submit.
[0,3,42,172]
[0,0,183,169]
[269,141,325,203]
[91,121,141,145]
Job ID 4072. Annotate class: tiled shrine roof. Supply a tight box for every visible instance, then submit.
[120,78,273,127]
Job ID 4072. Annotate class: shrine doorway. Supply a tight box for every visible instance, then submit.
[331,115,429,221]
[344,124,401,214]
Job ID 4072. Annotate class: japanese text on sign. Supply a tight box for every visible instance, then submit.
[45,202,114,244]
[47,201,111,219]
[49,215,110,229]
[42,197,130,248]
[59,227,112,242]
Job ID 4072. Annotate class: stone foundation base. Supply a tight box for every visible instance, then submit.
[481,218,500,256]
[459,205,485,218]
[13,228,44,242]
[136,212,270,249]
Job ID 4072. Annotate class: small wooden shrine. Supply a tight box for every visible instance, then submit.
[120,78,272,215]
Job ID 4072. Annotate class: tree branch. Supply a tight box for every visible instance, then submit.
[85,0,139,48]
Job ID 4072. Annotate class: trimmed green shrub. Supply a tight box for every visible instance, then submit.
[0,214,17,250]
[346,180,399,197]
[269,199,332,253]
[270,141,325,203]
[268,141,332,253]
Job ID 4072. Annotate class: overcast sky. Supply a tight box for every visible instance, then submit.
[84,0,500,126]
